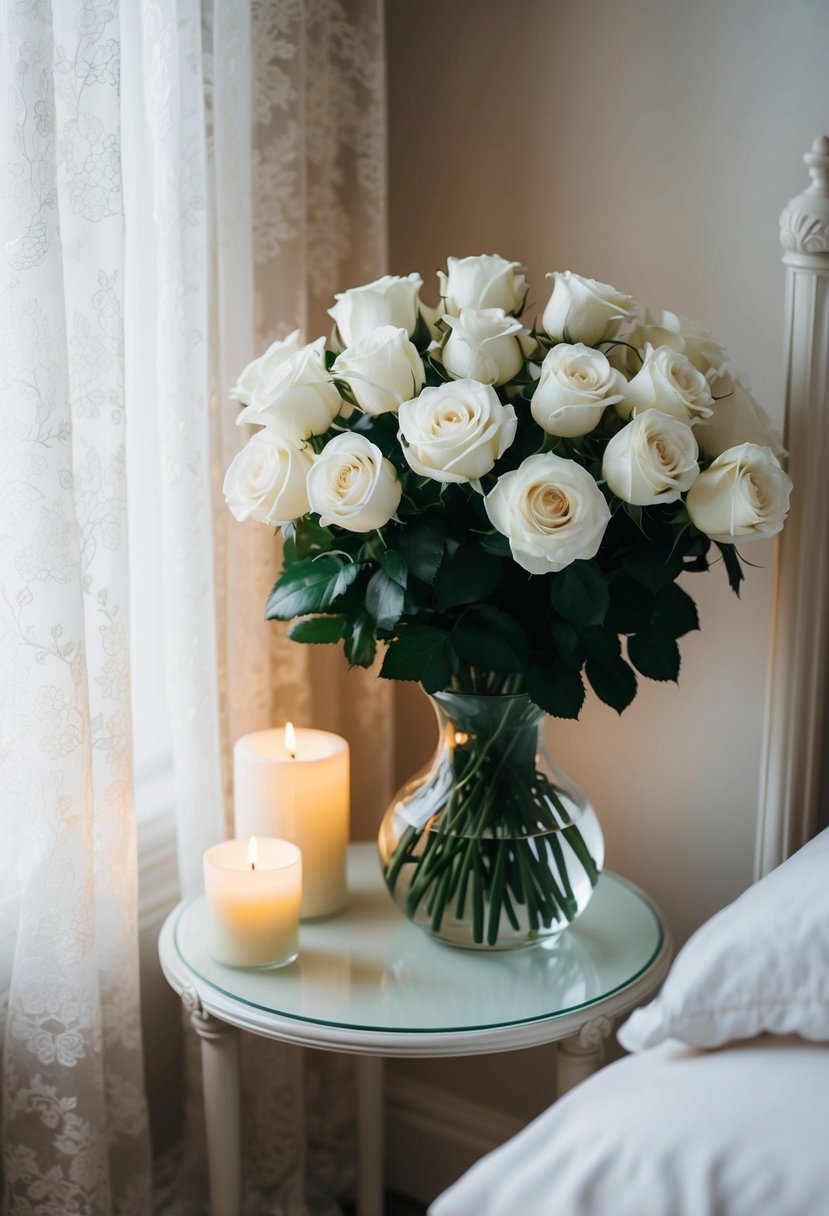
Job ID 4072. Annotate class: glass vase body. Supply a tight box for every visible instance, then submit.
[377,691,604,951]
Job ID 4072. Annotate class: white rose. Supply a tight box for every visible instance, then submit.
[328,273,423,347]
[307,432,401,532]
[332,326,425,416]
[236,338,342,440]
[437,254,526,315]
[685,443,792,544]
[485,453,611,575]
[695,378,786,460]
[637,309,728,381]
[230,330,304,406]
[398,380,517,484]
[602,409,700,506]
[440,308,532,385]
[616,344,714,426]
[531,342,626,437]
[223,430,313,526]
[542,271,635,346]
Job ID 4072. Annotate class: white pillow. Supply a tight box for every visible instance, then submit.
[429,1037,829,1216]
[618,827,829,1052]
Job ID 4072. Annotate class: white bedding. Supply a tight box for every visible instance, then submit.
[619,828,829,1051]
[430,1035,829,1216]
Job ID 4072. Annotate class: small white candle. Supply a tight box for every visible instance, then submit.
[204,836,301,968]
[233,726,349,919]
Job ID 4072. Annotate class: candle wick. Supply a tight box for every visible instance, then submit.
[251,861,256,872]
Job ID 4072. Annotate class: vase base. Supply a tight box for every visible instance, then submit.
[424,930,563,953]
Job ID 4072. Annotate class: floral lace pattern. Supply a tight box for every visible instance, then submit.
[142,0,391,1212]
[1,0,391,1210]
[247,0,394,840]
[251,0,388,327]
[0,2,151,1212]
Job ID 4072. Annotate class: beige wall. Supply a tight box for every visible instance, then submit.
[385,0,829,1139]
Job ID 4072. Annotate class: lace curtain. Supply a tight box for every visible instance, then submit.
[128,0,391,895]
[0,3,152,1212]
[2,0,390,1212]
[135,0,391,1211]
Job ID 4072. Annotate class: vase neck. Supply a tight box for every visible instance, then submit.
[429,693,544,764]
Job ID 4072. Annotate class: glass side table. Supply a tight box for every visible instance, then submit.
[158,842,672,1216]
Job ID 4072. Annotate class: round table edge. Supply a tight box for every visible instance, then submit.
[158,892,673,1058]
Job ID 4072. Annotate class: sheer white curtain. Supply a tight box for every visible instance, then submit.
[0,3,152,1213]
[2,0,389,1212]
[124,0,392,884]
[128,1,392,1212]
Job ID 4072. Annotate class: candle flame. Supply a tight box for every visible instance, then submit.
[285,721,297,759]
[247,836,258,871]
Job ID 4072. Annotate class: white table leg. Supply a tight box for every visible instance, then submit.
[555,1014,614,1098]
[355,1054,384,1216]
[186,994,242,1216]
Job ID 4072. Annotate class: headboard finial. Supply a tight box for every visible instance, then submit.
[779,135,829,255]
[804,136,829,197]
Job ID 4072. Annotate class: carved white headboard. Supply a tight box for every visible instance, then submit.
[756,136,829,877]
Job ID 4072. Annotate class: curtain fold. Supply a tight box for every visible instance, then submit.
[0,3,152,1212]
[137,0,226,899]
[137,1,392,1210]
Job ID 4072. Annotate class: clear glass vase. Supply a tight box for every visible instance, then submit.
[377,691,604,950]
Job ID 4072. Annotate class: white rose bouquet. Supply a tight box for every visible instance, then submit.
[225,256,792,944]
[226,257,791,712]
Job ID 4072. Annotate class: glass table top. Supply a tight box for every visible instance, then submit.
[173,842,664,1036]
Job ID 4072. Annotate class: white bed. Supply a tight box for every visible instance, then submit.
[431,826,829,1216]
[430,138,829,1216]
[431,1036,829,1216]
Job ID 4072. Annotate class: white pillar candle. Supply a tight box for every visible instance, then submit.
[204,836,301,968]
[233,727,349,919]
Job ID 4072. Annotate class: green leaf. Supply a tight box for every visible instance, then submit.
[581,627,621,664]
[585,656,637,714]
[379,549,408,587]
[380,625,450,683]
[281,521,298,564]
[422,644,455,694]
[550,619,580,666]
[627,629,680,682]
[478,530,511,558]
[287,615,345,644]
[344,611,377,668]
[715,542,745,597]
[652,583,699,638]
[265,557,361,620]
[624,550,683,594]
[452,606,529,674]
[434,546,505,611]
[284,516,335,563]
[395,516,445,584]
[365,568,406,630]
[526,659,585,719]
[605,575,654,634]
[550,560,609,626]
